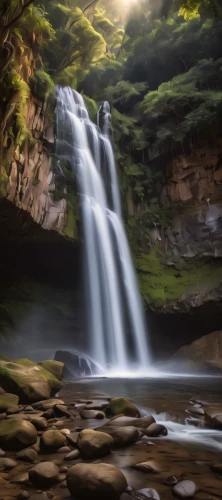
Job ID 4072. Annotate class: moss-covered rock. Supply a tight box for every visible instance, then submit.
[105,398,140,418]
[0,359,63,404]
[135,249,222,312]
[38,360,64,380]
[0,393,19,412]
[0,419,37,450]
[0,353,10,362]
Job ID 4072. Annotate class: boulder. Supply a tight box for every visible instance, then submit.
[54,350,101,377]
[32,398,65,410]
[67,432,79,447]
[77,429,114,458]
[54,404,71,418]
[0,359,63,403]
[38,360,64,380]
[105,398,140,418]
[0,457,17,470]
[204,407,222,429]
[107,415,155,428]
[80,409,105,419]
[173,480,198,498]
[67,462,127,500]
[143,423,168,437]
[31,417,48,430]
[166,331,222,374]
[95,425,141,448]
[29,461,59,487]
[0,419,37,450]
[0,393,19,412]
[40,430,67,451]
[16,447,37,463]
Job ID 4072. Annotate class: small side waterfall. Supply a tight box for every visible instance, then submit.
[55,86,150,373]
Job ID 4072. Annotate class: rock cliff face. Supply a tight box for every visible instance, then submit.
[161,140,222,207]
[135,142,222,314]
[6,97,68,235]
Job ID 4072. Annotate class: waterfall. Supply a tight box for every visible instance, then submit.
[55,86,150,373]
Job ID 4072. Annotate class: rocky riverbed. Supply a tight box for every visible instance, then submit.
[1,358,222,500]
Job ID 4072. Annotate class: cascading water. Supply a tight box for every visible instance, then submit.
[55,86,150,373]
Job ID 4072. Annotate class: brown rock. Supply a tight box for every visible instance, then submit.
[65,449,80,461]
[105,398,140,418]
[80,409,105,420]
[31,417,48,431]
[77,429,114,458]
[40,430,66,451]
[67,463,127,500]
[0,458,17,470]
[143,423,168,437]
[106,415,155,429]
[16,448,37,463]
[0,419,37,450]
[134,460,165,473]
[95,425,141,448]
[29,462,59,487]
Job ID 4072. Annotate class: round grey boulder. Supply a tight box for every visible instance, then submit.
[173,480,198,498]
[67,462,127,500]
[29,461,59,487]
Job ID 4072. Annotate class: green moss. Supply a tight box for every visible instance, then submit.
[0,167,9,197]
[105,397,140,417]
[135,249,222,310]
[39,360,64,380]
[0,353,11,362]
[63,206,78,239]
[0,359,63,403]
[29,70,55,100]
[0,393,19,411]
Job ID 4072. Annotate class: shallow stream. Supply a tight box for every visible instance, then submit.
[60,376,222,499]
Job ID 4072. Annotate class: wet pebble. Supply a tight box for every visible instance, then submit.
[164,475,178,486]
[11,471,29,484]
[64,449,80,461]
[173,480,198,498]
[18,491,30,500]
[0,457,17,470]
[187,407,204,416]
[17,447,37,463]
